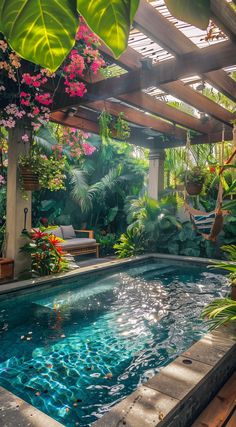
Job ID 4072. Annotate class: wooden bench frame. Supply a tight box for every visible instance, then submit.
[63,229,100,258]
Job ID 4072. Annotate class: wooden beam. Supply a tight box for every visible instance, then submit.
[54,41,236,111]
[210,0,236,41]
[119,92,214,134]
[134,0,236,102]
[50,110,165,149]
[162,81,234,125]
[50,111,99,133]
[100,42,142,70]
[87,99,187,138]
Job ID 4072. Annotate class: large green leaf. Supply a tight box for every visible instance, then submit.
[0,0,79,71]
[165,0,210,30]
[77,0,140,58]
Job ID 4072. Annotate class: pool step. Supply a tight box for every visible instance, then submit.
[129,263,173,277]
[139,266,177,280]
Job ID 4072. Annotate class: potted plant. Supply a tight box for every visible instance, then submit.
[19,155,41,191]
[18,143,66,192]
[185,166,205,195]
[20,227,69,277]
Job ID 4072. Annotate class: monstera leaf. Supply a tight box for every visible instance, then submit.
[165,0,211,30]
[77,0,140,57]
[0,0,79,71]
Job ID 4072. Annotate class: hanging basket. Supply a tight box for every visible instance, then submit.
[185,181,203,196]
[19,166,41,191]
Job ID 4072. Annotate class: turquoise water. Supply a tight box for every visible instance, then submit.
[0,260,227,426]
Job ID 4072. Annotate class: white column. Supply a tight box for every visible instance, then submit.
[6,123,32,278]
[148,148,165,200]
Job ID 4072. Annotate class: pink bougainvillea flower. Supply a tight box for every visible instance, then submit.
[21,134,29,142]
[0,174,6,185]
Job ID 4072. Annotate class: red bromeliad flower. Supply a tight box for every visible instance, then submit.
[209,166,216,174]
[48,234,63,246]
[31,228,46,239]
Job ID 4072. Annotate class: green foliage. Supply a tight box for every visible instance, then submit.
[0,0,79,71]
[20,227,69,277]
[114,113,131,140]
[114,227,144,258]
[95,232,118,256]
[99,111,113,143]
[77,0,139,58]
[202,245,236,329]
[185,166,205,185]
[165,0,210,30]
[19,145,66,192]
[208,245,236,282]
[99,111,131,143]
[201,298,236,329]
[32,131,147,235]
[115,195,182,257]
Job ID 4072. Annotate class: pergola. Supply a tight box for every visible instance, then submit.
[50,0,236,198]
[6,0,236,275]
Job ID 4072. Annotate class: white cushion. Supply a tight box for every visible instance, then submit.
[60,238,96,249]
[60,225,76,239]
[50,227,63,239]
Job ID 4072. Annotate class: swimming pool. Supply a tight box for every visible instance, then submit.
[0,259,227,426]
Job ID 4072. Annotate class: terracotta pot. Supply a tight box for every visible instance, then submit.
[0,258,14,281]
[186,181,203,196]
[20,166,41,191]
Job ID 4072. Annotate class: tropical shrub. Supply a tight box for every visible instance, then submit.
[115,195,181,258]
[114,228,145,258]
[95,232,119,257]
[202,245,236,328]
[20,228,69,277]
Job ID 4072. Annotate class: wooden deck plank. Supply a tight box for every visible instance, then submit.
[191,372,236,427]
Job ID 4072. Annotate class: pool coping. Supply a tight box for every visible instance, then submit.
[0,254,235,427]
[0,252,224,296]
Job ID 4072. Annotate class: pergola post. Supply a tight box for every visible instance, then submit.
[6,123,32,278]
[148,148,165,200]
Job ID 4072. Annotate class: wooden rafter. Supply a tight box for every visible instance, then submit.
[54,41,236,115]
[134,0,236,102]
[210,0,236,41]
[118,92,215,134]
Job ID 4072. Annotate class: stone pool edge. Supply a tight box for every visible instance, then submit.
[0,253,224,296]
[92,323,236,427]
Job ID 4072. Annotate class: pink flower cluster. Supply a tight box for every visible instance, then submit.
[0,174,5,185]
[0,23,105,131]
[52,127,96,160]
[63,17,105,97]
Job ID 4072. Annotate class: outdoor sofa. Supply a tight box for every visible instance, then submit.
[46,225,99,257]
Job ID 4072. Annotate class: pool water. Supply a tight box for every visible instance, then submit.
[0,260,227,426]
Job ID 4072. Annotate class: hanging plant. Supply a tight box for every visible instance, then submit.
[18,141,66,193]
[114,112,131,140]
[99,110,131,143]
[185,166,205,195]
[99,110,113,142]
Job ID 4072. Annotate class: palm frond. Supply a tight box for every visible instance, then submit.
[69,168,93,213]
[201,298,236,329]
